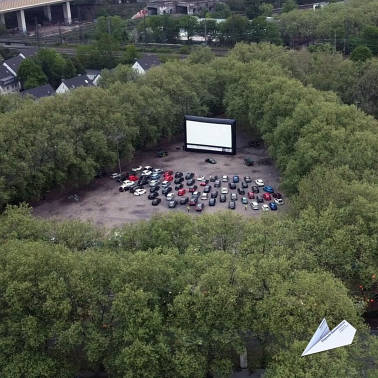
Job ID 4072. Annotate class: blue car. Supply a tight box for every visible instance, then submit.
[233,175,239,183]
[263,185,274,193]
[269,202,278,211]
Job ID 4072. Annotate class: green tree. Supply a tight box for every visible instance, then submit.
[179,16,199,42]
[121,45,139,65]
[17,59,48,89]
[351,45,373,62]
[95,15,127,43]
[282,0,298,13]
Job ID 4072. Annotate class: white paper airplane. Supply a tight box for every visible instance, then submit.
[301,319,356,356]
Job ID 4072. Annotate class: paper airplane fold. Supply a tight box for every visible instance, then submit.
[301,319,356,356]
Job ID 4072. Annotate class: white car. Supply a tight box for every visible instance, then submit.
[201,193,208,200]
[251,201,259,210]
[144,166,153,171]
[255,179,264,187]
[134,189,146,196]
[132,166,142,173]
[221,187,228,194]
[153,168,163,174]
[197,175,205,181]
[274,198,284,205]
[141,170,152,176]
[261,204,269,211]
[111,173,121,179]
[161,180,170,187]
[119,180,134,191]
[222,175,229,182]
[166,193,175,201]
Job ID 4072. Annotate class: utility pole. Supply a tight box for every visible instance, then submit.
[107,16,111,35]
[333,30,337,53]
[204,17,207,45]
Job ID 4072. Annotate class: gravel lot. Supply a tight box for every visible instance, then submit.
[33,132,286,228]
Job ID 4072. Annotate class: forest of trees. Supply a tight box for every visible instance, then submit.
[0,40,377,376]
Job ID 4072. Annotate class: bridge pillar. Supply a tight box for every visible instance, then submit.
[44,5,52,22]
[17,9,26,33]
[0,13,5,26]
[63,2,72,25]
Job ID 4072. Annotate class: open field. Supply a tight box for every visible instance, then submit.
[33,132,285,228]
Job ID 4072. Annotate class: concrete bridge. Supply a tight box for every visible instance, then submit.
[146,0,219,16]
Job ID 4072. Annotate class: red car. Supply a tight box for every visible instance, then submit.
[199,181,207,186]
[178,188,186,196]
[263,193,272,201]
[164,175,173,182]
[164,170,174,176]
[247,191,255,199]
[129,175,138,181]
[189,185,198,193]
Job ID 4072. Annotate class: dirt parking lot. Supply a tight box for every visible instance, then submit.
[33,132,286,228]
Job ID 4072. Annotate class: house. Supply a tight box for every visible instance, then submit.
[22,83,55,99]
[0,65,19,94]
[132,55,162,75]
[56,74,94,94]
[85,69,102,86]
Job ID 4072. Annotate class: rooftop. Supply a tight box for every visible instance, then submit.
[61,74,94,89]
[136,55,162,71]
[0,0,67,13]
[23,83,55,99]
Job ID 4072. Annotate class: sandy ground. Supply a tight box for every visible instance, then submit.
[33,132,286,228]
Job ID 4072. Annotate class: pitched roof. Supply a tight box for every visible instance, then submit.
[0,0,66,12]
[85,69,101,76]
[23,83,55,99]
[0,65,17,86]
[20,47,39,59]
[61,75,94,89]
[136,55,161,71]
[3,54,24,75]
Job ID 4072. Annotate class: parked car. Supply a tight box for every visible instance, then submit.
[241,197,248,205]
[244,176,252,183]
[221,187,228,194]
[189,185,198,193]
[175,184,184,190]
[131,166,142,173]
[174,177,184,184]
[255,179,264,187]
[162,186,172,195]
[111,172,122,180]
[175,171,183,178]
[233,175,239,183]
[180,196,189,205]
[189,196,198,206]
[164,170,174,176]
[129,175,139,181]
[204,185,211,193]
[272,192,282,199]
[187,178,195,186]
[144,166,153,171]
[262,204,270,212]
[200,181,207,187]
[161,180,171,187]
[150,186,160,193]
[256,195,263,203]
[251,201,259,210]
[229,182,236,190]
[263,193,272,201]
[252,185,259,193]
[185,172,194,180]
[263,185,274,193]
[166,193,175,201]
[222,175,229,182]
[247,191,255,199]
[269,202,278,211]
[164,175,173,182]
[220,194,227,202]
[196,203,204,212]
[152,198,161,206]
[197,175,205,181]
[274,198,284,205]
[178,188,186,196]
[237,188,245,195]
[205,158,217,164]
[211,191,218,198]
[228,201,236,210]
[153,168,163,174]
[134,188,146,196]
[149,180,160,187]
[141,170,152,176]
[231,193,238,201]
[128,184,137,193]
[148,192,159,200]
[241,182,248,189]
[157,151,168,158]
[119,180,134,192]
[214,180,221,188]
[168,200,177,208]
[201,193,208,200]
[209,198,216,206]
[244,157,254,166]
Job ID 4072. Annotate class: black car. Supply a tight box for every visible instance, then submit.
[256,195,263,203]
[138,178,148,186]
[209,198,216,206]
[129,185,141,193]
[162,186,172,195]
[174,177,184,184]
[214,180,221,188]
[187,178,195,186]
[204,185,211,193]
[189,196,198,206]
[252,186,259,193]
[228,201,236,210]
[180,196,189,205]
[175,172,183,178]
[211,191,218,198]
[175,184,184,191]
[220,194,227,202]
[185,172,194,180]
[152,198,161,206]
[205,158,216,164]
[229,182,236,190]
[241,182,248,189]
[168,200,177,208]
[273,192,282,199]
[150,186,160,193]
[148,192,159,200]
[237,188,245,195]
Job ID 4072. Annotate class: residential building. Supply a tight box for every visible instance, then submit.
[22,83,55,99]
[132,55,161,75]
[56,74,94,94]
